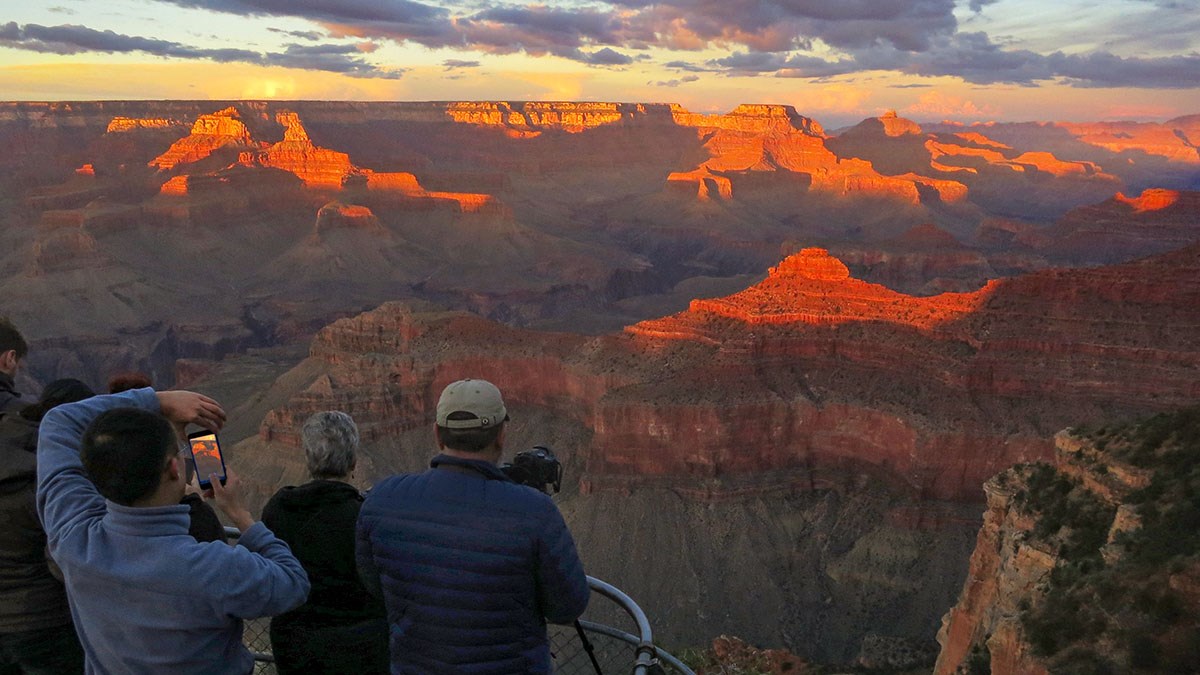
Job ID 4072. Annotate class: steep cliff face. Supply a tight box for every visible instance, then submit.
[231,246,1199,663]
[935,408,1200,674]
[237,111,356,188]
[107,117,183,133]
[1041,188,1200,263]
[251,245,1200,505]
[150,106,261,170]
[446,101,680,133]
[828,112,1122,216]
[830,224,1004,295]
[666,108,963,207]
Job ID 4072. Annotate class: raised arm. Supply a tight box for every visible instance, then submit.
[216,519,311,619]
[37,388,159,542]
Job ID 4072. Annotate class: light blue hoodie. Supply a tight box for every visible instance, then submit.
[37,388,310,674]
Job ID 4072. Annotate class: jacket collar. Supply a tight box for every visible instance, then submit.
[430,453,512,482]
[102,501,191,537]
[0,372,17,396]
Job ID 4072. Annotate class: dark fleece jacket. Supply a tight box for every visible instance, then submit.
[263,479,387,674]
[0,413,73,633]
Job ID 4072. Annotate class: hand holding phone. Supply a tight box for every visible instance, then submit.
[187,430,227,490]
[209,470,254,532]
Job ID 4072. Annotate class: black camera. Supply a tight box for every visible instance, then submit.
[500,446,562,494]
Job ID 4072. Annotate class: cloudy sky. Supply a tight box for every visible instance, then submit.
[2,0,1198,126]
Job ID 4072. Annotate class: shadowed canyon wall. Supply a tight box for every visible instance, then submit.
[235,245,1200,661]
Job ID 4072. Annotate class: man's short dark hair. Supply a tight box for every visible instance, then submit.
[437,412,503,453]
[0,317,27,359]
[108,372,153,394]
[81,407,176,505]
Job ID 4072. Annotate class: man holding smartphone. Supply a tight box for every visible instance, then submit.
[37,387,310,674]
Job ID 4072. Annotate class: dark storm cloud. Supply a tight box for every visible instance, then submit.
[0,22,400,78]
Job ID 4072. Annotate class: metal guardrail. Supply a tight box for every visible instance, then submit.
[226,527,694,675]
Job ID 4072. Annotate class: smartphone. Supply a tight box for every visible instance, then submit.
[187,429,227,489]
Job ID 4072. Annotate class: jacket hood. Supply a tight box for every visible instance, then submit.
[271,480,362,514]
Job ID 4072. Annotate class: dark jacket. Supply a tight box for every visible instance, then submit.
[356,454,589,675]
[180,493,227,544]
[0,412,73,633]
[264,480,387,675]
[0,373,24,415]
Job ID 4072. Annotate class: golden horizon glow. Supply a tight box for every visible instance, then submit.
[3,0,1199,128]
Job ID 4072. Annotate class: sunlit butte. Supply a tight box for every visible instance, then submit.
[627,248,998,343]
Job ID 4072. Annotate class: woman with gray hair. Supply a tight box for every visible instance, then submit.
[262,411,387,674]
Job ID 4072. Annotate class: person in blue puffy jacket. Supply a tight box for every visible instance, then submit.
[357,378,589,674]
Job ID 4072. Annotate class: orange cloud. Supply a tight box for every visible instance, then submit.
[902,91,998,119]
[800,84,873,115]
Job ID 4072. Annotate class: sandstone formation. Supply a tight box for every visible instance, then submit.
[446,101,667,133]
[107,116,183,133]
[830,224,1003,294]
[1041,188,1200,263]
[935,408,1200,673]
[145,107,508,218]
[313,201,382,234]
[673,103,828,136]
[829,112,1122,217]
[150,106,260,170]
[237,111,355,188]
[666,107,964,207]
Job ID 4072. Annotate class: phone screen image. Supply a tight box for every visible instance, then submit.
[188,432,226,488]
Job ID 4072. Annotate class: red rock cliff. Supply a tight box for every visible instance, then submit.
[237,111,356,188]
[255,245,1200,501]
[150,107,260,170]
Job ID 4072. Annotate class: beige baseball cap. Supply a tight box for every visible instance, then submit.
[436,379,509,429]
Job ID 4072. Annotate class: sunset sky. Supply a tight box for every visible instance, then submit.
[2,0,1198,127]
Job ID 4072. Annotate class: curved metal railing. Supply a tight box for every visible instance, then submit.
[227,527,694,674]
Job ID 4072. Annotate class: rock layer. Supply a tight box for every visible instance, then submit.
[254,245,1200,502]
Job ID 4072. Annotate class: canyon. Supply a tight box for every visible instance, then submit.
[229,243,1199,661]
[1,100,1199,666]
[934,408,1200,673]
